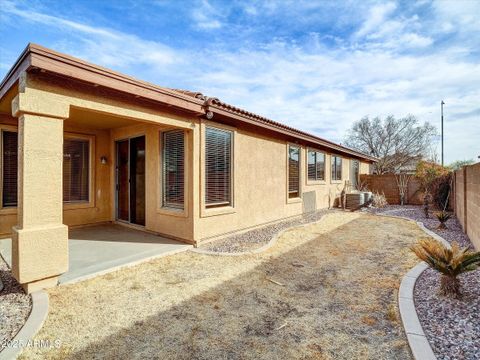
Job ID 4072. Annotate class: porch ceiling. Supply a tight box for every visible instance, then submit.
[66,107,142,130]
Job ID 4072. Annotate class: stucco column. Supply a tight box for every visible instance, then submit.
[12,113,68,293]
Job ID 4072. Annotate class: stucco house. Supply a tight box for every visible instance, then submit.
[0,44,375,292]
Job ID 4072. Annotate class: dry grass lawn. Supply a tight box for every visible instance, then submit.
[20,213,424,360]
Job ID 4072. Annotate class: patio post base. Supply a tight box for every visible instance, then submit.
[12,224,69,290]
[22,276,59,294]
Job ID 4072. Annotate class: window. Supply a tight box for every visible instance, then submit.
[63,138,90,202]
[351,160,359,188]
[307,150,325,181]
[331,155,342,181]
[205,127,232,208]
[162,130,185,210]
[288,145,300,198]
[2,131,17,207]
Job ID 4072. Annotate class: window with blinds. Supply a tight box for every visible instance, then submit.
[331,155,342,181]
[288,145,300,198]
[63,138,90,202]
[307,150,325,181]
[2,131,17,207]
[205,127,232,208]
[162,130,185,209]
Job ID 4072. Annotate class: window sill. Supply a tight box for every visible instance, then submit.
[287,197,302,204]
[0,207,17,215]
[63,201,94,210]
[330,180,343,184]
[306,180,326,186]
[157,207,188,218]
[201,206,236,218]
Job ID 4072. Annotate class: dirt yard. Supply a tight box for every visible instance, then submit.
[19,213,424,360]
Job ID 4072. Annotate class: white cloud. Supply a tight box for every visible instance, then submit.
[191,0,224,30]
[354,2,397,39]
[1,0,478,163]
[1,1,179,69]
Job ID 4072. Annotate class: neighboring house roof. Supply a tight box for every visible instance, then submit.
[0,43,377,162]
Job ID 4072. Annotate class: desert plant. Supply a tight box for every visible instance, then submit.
[415,161,450,217]
[372,192,388,208]
[357,179,369,192]
[435,211,452,230]
[394,172,412,206]
[431,173,452,210]
[410,238,480,298]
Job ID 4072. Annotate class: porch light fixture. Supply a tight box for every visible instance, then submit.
[100,156,108,165]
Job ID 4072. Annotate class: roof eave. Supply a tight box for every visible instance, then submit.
[0,43,206,115]
[209,104,377,162]
[0,44,32,99]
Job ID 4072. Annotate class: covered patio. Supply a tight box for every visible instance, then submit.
[0,224,191,285]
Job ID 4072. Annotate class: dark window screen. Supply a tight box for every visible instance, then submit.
[205,127,232,208]
[2,131,17,207]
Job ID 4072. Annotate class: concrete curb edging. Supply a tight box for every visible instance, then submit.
[0,290,49,360]
[399,262,437,360]
[190,215,329,257]
[376,212,451,360]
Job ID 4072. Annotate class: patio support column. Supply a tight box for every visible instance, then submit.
[11,90,70,293]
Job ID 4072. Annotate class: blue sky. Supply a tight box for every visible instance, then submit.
[1,0,479,163]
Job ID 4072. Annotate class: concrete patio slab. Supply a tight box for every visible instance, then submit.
[0,224,191,284]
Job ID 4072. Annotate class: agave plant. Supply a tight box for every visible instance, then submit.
[410,238,480,298]
[435,211,452,230]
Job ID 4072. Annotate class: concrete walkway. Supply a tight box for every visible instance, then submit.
[0,224,191,284]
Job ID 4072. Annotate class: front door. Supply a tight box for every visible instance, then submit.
[115,136,145,226]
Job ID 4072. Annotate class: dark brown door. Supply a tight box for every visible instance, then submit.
[115,136,146,225]
[130,136,145,226]
[116,140,130,222]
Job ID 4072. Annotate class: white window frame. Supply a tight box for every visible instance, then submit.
[331,155,343,182]
[286,143,302,203]
[306,148,326,184]
[200,121,236,217]
[63,133,95,210]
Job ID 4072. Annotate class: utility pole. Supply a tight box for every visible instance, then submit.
[441,100,445,166]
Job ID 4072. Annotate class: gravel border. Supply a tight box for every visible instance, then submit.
[0,253,32,353]
[0,291,49,360]
[198,209,331,253]
[372,205,479,360]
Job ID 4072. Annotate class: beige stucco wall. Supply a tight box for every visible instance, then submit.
[1,72,198,241]
[0,118,113,237]
[194,121,371,242]
[109,123,195,242]
[1,71,373,247]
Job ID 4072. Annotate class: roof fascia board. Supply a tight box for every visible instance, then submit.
[28,51,205,114]
[0,47,31,99]
[210,105,376,162]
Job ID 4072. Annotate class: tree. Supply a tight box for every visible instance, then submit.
[415,160,450,217]
[394,172,412,205]
[448,159,475,171]
[344,115,437,174]
[415,161,449,195]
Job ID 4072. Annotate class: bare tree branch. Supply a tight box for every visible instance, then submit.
[344,115,437,174]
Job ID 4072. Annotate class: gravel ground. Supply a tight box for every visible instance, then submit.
[371,205,480,360]
[200,209,331,253]
[0,254,32,351]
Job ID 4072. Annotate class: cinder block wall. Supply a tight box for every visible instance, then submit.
[455,163,480,250]
[359,174,423,205]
